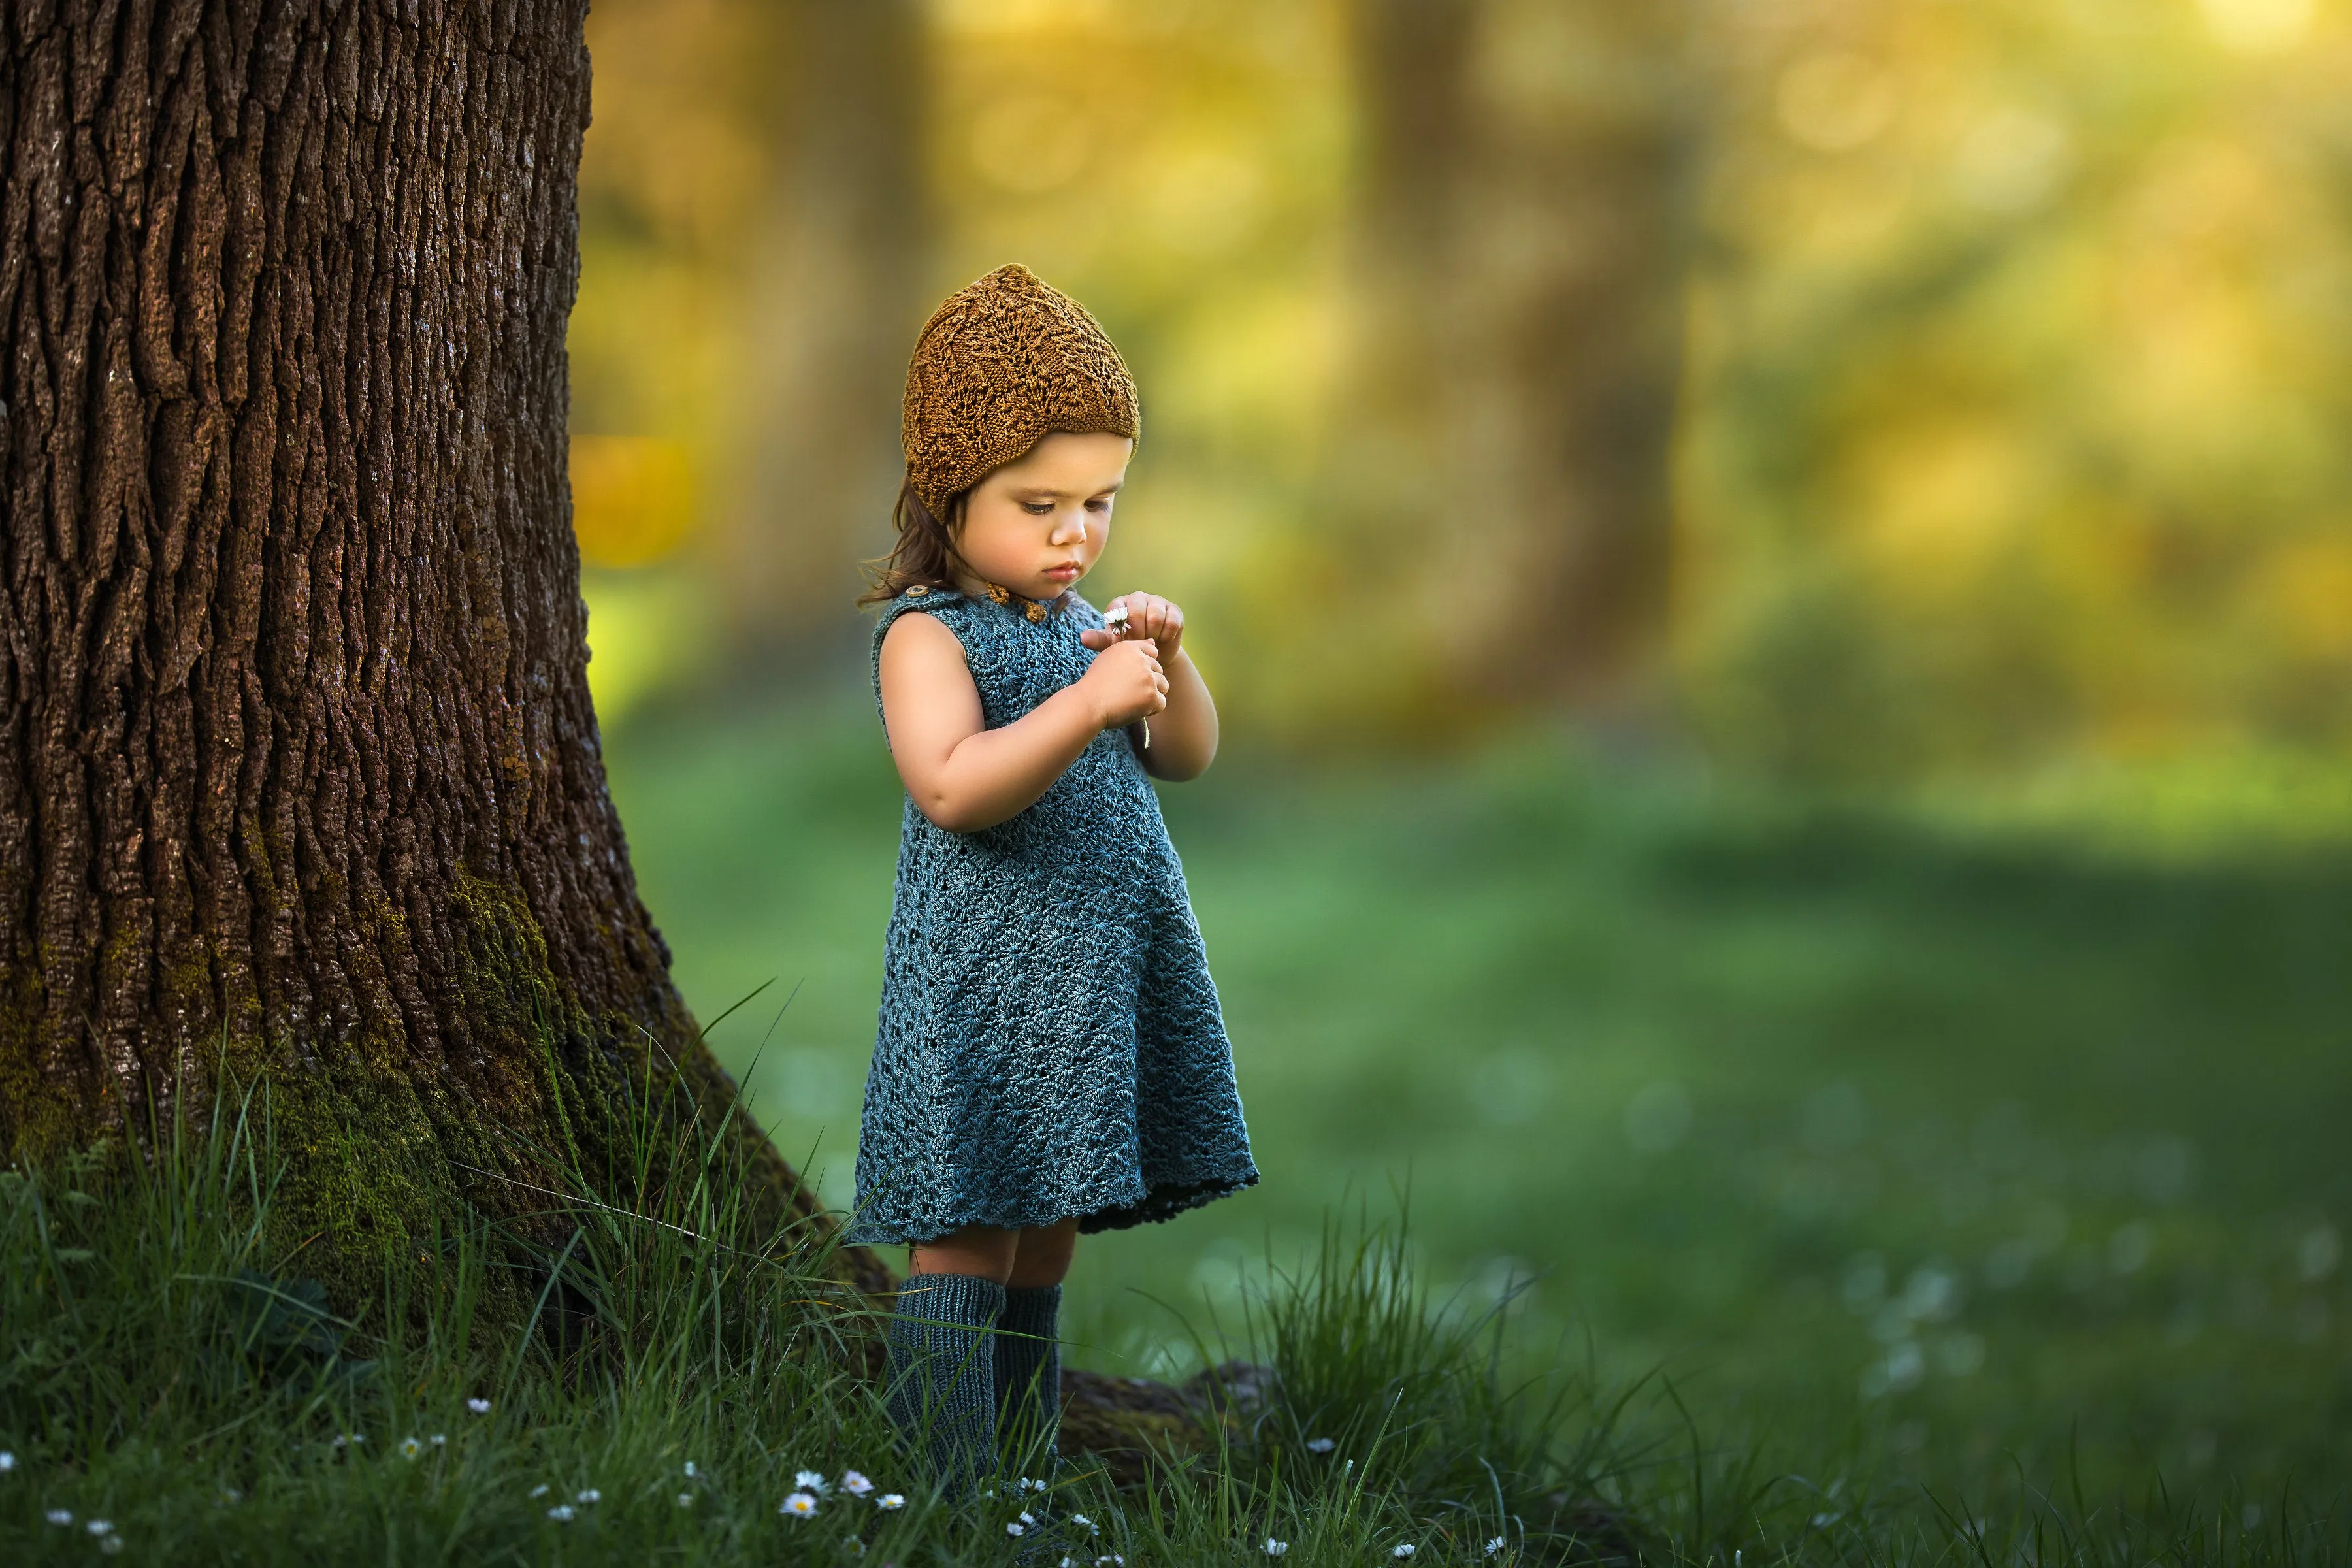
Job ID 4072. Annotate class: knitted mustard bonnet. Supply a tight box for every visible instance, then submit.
[901,264,1140,519]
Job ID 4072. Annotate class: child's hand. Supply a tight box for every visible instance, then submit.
[1076,638,1169,731]
[1081,593,1185,662]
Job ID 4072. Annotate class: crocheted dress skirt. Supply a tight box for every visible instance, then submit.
[845,587,1260,1247]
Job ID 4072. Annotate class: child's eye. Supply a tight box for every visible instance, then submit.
[1086,497,1113,514]
[1022,502,1054,516]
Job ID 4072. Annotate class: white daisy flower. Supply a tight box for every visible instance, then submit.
[683,1461,698,1478]
[399,1437,421,1460]
[466,1397,491,1415]
[46,1509,73,1526]
[1304,1437,1335,1454]
[1071,1512,1097,1533]
[429,1434,446,1446]
[1020,1475,1048,1492]
[0,1450,14,1470]
[547,1505,576,1522]
[86,1519,116,1535]
[1485,1537,1508,1556]
[795,1469,830,1494]
[677,1491,694,1507]
[529,1484,550,1499]
[877,1494,906,1511]
[1096,1558,1125,1567]
[1007,1521,1026,1537]
[1394,1545,1418,1558]
[1020,1511,1036,1525]
[841,1469,874,1495]
[576,1489,600,1505]
[1264,1538,1289,1557]
[781,1491,819,1518]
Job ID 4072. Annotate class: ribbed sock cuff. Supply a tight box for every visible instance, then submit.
[885,1272,1006,1497]
[994,1283,1062,1465]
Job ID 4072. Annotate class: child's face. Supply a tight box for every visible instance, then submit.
[953,431,1134,602]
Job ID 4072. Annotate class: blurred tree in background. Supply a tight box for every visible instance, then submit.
[1680,0,2352,781]
[568,0,2352,785]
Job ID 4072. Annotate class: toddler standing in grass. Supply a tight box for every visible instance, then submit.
[848,265,1259,1494]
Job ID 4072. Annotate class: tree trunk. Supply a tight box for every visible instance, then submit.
[724,0,924,650]
[0,0,886,1302]
[1342,0,1691,712]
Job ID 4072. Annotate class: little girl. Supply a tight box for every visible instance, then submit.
[848,264,1259,1492]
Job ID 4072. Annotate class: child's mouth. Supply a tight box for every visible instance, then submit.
[1043,563,1082,581]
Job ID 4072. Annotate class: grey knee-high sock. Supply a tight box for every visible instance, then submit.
[885,1273,1005,1497]
[994,1284,1062,1466]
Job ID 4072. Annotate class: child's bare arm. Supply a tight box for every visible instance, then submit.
[880,612,1169,832]
[1083,593,1219,781]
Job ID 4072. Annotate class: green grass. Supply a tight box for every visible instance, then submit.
[6,1089,2346,1567]
[605,693,2352,1513]
[7,691,2349,1563]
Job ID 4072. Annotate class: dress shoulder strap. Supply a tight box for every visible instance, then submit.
[870,586,984,719]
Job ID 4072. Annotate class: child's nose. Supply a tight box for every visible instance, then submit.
[1049,510,1088,547]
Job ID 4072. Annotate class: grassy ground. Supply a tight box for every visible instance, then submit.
[606,693,2352,1514]
[4,1087,2344,1566]
[7,693,2347,1563]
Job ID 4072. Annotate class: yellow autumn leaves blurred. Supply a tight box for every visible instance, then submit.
[570,0,2352,783]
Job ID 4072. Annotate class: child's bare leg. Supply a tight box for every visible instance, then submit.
[998,1218,1077,1469]
[909,1223,1019,1282]
[1009,1217,1079,1287]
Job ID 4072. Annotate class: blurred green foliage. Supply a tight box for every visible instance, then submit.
[570,0,2352,785]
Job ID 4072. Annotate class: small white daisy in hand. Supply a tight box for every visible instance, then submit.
[782,1491,819,1518]
[795,1469,830,1494]
[1264,1538,1289,1557]
[877,1493,906,1511]
[46,1509,73,1525]
[841,1469,874,1495]
[576,1489,600,1505]
[547,1504,576,1522]
[399,1437,421,1459]
[466,1397,492,1415]
[1304,1437,1335,1454]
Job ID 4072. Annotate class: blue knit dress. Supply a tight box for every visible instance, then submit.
[846,586,1260,1246]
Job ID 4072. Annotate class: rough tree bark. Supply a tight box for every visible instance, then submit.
[0,0,886,1301]
[1342,0,1691,712]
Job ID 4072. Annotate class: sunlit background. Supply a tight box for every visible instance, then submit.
[572,0,2350,1505]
